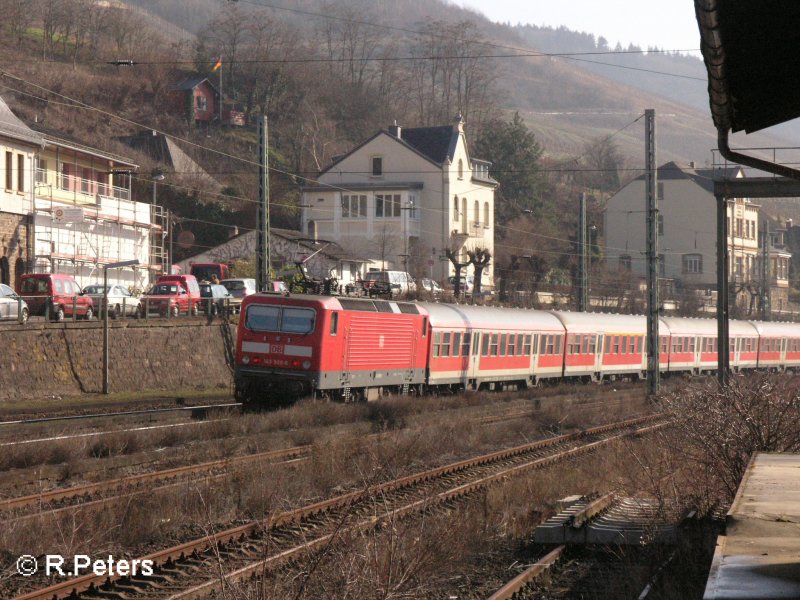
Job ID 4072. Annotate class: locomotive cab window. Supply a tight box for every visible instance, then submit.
[246,305,315,333]
[246,305,280,331]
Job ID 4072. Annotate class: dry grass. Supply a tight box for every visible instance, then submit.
[0,391,651,566]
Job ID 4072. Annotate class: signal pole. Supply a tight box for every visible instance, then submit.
[577,192,588,312]
[257,115,271,291]
[645,109,659,396]
[761,220,771,320]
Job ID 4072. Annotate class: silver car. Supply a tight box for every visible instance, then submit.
[84,284,140,318]
[220,278,257,313]
[0,283,28,323]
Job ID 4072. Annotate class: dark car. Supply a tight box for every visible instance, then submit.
[199,283,232,316]
[17,273,94,321]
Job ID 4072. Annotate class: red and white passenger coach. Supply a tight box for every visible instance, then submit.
[234,292,800,407]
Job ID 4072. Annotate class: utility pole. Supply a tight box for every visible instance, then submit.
[257,115,271,291]
[645,109,659,396]
[761,219,771,320]
[577,192,588,311]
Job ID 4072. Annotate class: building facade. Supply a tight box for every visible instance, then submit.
[32,134,165,290]
[300,115,497,286]
[0,98,41,289]
[604,162,790,311]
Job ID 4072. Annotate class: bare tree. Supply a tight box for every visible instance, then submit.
[660,374,800,502]
[445,248,470,299]
[467,247,491,297]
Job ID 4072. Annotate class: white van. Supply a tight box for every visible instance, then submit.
[364,271,417,296]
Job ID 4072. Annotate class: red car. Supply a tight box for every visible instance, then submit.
[17,273,94,321]
[139,281,199,317]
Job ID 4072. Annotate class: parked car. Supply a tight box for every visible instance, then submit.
[419,278,443,297]
[156,274,201,314]
[220,278,257,312]
[0,283,28,323]
[17,273,94,321]
[139,281,198,317]
[447,274,474,296]
[83,284,140,318]
[199,283,232,316]
[364,271,417,297]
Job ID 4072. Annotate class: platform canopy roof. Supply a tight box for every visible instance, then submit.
[695,0,800,134]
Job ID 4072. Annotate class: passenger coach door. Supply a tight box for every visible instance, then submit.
[468,332,480,378]
[594,334,604,374]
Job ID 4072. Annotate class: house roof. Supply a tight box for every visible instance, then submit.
[400,125,459,165]
[320,120,474,176]
[0,96,43,147]
[695,0,800,134]
[171,75,219,94]
[629,161,744,195]
[28,122,137,167]
[118,130,220,190]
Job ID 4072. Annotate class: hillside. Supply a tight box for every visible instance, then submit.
[1,0,796,232]
[119,0,795,169]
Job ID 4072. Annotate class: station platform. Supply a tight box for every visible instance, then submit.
[704,453,800,599]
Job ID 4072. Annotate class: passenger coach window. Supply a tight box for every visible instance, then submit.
[482,334,490,356]
[453,332,462,356]
[442,332,452,356]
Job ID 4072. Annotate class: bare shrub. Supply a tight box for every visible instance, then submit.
[659,373,800,501]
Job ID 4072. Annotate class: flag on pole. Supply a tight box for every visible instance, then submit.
[212,58,222,72]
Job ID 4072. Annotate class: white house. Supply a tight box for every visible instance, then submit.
[300,114,498,287]
[604,162,789,307]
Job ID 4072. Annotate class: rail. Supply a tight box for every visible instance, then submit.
[12,415,667,600]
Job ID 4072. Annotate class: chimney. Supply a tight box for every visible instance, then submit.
[787,218,793,229]
[388,120,402,139]
[689,161,696,169]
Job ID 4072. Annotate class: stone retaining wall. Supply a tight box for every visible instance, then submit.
[0,320,235,401]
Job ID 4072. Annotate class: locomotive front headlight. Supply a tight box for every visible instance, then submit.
[242,355,250,365]
[302,360,311,369]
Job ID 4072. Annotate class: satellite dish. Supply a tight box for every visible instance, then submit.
[177,230,195,249]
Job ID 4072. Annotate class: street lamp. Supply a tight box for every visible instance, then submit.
[103,259,139,394]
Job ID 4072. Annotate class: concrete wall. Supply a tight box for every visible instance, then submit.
[0,320,234,401]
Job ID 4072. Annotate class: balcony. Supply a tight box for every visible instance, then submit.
[36,170,130,204]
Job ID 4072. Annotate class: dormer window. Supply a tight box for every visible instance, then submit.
[371,156,383,177]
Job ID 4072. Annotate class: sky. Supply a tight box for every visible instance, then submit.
[451,0,702,53]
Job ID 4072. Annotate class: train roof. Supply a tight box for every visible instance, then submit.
[244,294,428,315]
[418,302,564,331]
[746,320,800,336]
[659,316,758,337]
[549,311,646,334]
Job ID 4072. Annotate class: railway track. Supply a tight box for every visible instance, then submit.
[2,389,647,520]
[0,445,310,518]
[12,415,667,600]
